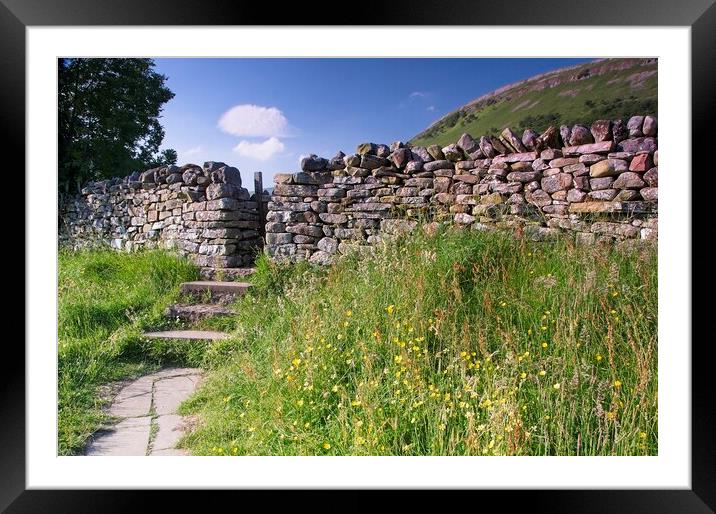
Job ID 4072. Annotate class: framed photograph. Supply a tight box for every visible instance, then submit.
[7,0,711,509]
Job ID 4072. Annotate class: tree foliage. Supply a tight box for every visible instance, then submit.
[58,58,176,192]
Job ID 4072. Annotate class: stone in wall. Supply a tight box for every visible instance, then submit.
[265,115,658,264]
[60,161,264,269]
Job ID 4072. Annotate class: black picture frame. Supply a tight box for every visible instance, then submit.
[4,0,711,510]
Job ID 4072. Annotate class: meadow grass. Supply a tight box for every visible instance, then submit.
[179,227,657,456]
[57,248,200,455]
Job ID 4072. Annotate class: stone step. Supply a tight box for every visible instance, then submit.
[142,330,230,341]
[180,281,252,296]
[199,267,256,281]
[165,303,235,322]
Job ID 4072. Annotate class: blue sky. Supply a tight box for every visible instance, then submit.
[154,58,593,188]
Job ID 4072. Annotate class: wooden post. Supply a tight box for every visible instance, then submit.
[254,171,265,237]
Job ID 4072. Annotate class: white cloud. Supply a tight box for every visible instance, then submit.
[399,91,432,109]
[233,137,285,161]
[183,145,202,156]
[427,105,436,112]
[218,104,292,137]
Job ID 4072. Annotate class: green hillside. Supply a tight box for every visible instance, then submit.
[411,58,657,147]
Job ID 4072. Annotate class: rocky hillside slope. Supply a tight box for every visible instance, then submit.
[411,58,657,147]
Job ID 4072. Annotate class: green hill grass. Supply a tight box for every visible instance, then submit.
[411,58,657,147]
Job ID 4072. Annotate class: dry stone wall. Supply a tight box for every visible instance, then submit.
[61,162,263,269]
[265,116,658,264]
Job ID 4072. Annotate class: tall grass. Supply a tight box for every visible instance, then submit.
[180,227,657,456]
[57,248,199,455]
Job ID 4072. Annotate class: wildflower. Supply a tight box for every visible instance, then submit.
[613,380,622,388]
[500,301,506,307]
[291,358,301,367]
[346,310,352,317]
[355,436,365,445]
[296,399,304,407]
[438,423,446,431]
[538,370,546,376]
[386,305,395,315]
[640,432,647,439]
[542,342,548,349]
[331,385,339,393]
[596,354,603,362]
[351,399,362,407]
[394,355,403,364]
[553,383,560,390]
[606,411,616,420]
[520,372,527,380]
[323,442,331,450]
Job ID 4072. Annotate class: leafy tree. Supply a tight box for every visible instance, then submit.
[58,58,176,192]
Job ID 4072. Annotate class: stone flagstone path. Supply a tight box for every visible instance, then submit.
[85,367,202,456]
[86,271,254,455]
